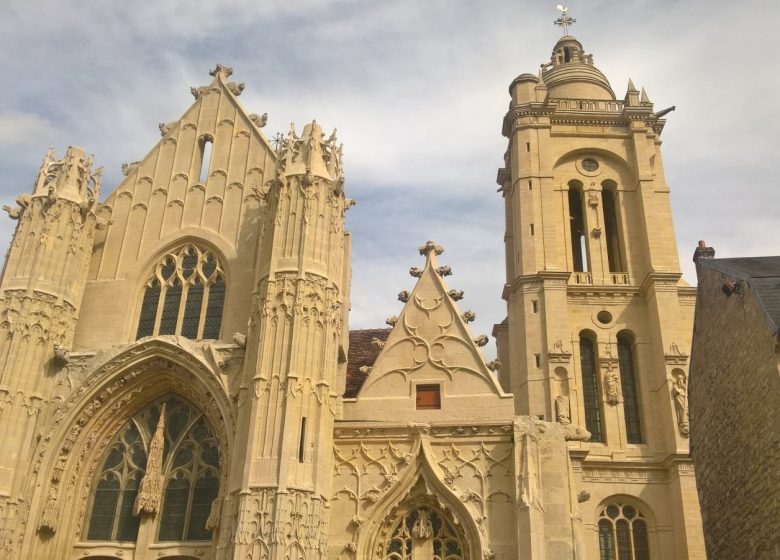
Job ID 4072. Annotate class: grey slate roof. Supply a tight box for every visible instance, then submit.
[700,256,780,334]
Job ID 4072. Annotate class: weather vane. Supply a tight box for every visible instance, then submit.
[554,5,576,35]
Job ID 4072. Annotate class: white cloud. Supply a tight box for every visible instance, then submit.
[0,0,778,357]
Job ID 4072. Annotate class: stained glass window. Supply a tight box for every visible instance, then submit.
[135,245,225,340]
[598,503,650,560]
[618,334,643,444]
[580,334,604,442]
[383,505,465,560]
[86,396,220,545]
[87,422,146,541]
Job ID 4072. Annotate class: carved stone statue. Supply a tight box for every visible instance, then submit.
[3,194,30,220]
[672,371,689,436]
[555,395,571,424]
[605,369,620,405]
[411,510,433,540]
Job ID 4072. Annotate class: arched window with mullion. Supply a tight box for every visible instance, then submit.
[135,245,225,340]
[85,396,221,545]
[87,421,147,542]
[158,414,220,541]
[598,502,651,560]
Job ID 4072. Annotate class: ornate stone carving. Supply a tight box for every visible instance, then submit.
[671,370,689,436]
[473,335,489,347]
[418,241,444,256]
[563,424,592,442]
[249,113,268,128]
[3,194,30,220]
[134,403,166,515]
[409,267,423,278]
[436,265,452,277]
[411,510,433,539]
[604,369,620,405]
[447,289,464,301]
[120,161,140,176]
[555,395,571,424]
[548,340,572,363]
[485,359,501,372]
[227,82,245,96]
[664,342,689,365]
[385,316,398,326]
[397,290,410,303]
[461,310,476,323]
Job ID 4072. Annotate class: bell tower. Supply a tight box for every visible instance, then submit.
[493,17,706,559]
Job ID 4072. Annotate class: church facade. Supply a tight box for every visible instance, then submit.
[0,32,705,560]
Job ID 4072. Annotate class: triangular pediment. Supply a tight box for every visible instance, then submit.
[345,242,513,422]
[91,64,277,281]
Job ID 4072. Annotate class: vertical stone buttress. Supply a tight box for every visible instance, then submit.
[0,147,101,554]
[227,122,347,560]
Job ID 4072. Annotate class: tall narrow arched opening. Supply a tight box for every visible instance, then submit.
[579,331,603,442]
[568,181,588,273]
[601,180,624,273]
[198,135,213,184]
[617,331,643,444]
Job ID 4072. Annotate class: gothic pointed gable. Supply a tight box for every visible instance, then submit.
[91,63,276,283]
[344,241,514,422]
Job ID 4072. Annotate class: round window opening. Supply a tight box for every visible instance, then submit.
[582,158,599,172]
[597,310,613,324]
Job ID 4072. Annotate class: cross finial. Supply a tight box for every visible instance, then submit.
[554,5,576,35]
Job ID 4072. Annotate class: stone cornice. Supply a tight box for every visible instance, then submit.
[503,98,665,137]
[639,272,683,295]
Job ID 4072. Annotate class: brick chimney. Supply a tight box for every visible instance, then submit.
[693,240,715,264]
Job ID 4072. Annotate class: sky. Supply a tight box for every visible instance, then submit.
[1,0,778,356]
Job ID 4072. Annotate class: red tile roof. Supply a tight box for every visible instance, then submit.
[345,328,391,398]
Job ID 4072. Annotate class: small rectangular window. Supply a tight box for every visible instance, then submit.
[416,384,441,410]
[526,142,531,152]
[530,224,535,236]
[528,180,532,190]
[532,300,539,313]
[298,417,307,462]
[534,354,541,368]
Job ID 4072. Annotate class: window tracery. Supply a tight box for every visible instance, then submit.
[85,395,220,545]
[382,504,466,560]
[135,245,225,340]
[598,502,650,560]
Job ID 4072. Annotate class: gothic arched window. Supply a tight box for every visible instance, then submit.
[598,502,650,560]
[136,245,225,340]
[617,332,643,444]
[579,332,604,442]
[86,395,220,544]
[384,506,465,560]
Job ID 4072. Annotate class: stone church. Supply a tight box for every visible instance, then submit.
[0,29,706,560]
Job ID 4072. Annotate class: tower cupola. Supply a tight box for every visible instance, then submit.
[541,35,615,100]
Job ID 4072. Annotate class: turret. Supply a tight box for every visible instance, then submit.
[0,146,101,502]
[229,118,349,559]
